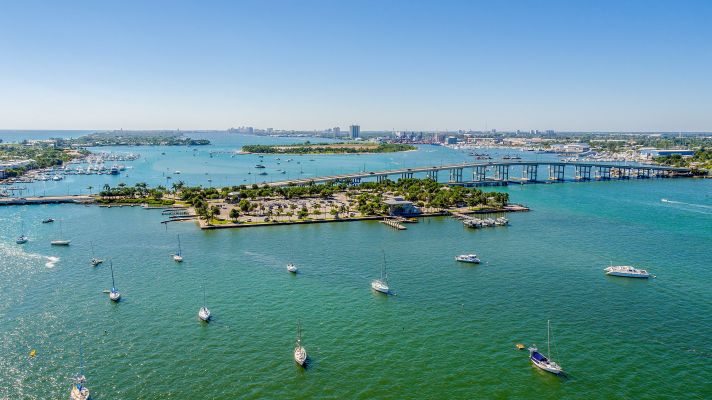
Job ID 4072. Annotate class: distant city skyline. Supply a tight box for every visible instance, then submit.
[0,1,711,131]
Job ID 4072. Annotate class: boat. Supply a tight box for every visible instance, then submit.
[604,264,651,278]
[51,219,71,246]
[528,320,562,375]
[294,321,307,366]
[90,241,103,266]
[109,261,121,302]
[16,222,28,244]
[173,234,183,262]
[198,280,211,322]
[258,172,268,176]
[42,218,54,223]
[69,339,91,400]
[174,170,181,174]
[371,251,390,294]
[109,166,119,175]
[255,164,266,168]
[455,254,481,263]
[287,263,298,273]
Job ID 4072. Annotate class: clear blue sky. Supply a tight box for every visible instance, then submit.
[0,0,711,131]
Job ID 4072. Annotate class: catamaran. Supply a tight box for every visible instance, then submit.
[198,280,211,322]
[294,321,307,366]
[109,261,121,302]
[173,234,183,262]
[51,219,71,246]
[69,339,91,400]
[371,251,390,294]
[90,242,103,266]
[528,320,563,375]
[287,263,298,273]
[604,264,651,278]
[455,254,480,263]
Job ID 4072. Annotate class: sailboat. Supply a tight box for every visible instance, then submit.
[51,219,71,246]
[287,263,298,273]
[294,321,307,366]
[173,234,183,262]
[108,261,121,302]
[69,338,90,400]
[90,242,103,266]
[16,221,28,244]
[371,251,390,294]
[198,280,211,322]
[528,320,562,375]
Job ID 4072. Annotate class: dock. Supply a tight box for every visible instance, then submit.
[0,195,95,206]
[380,218,407,230]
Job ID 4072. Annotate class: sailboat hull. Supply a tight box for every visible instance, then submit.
[294,347,307,366]
[51,240,71,246]
[371,280,389,294]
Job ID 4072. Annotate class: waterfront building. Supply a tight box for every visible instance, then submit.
[349,125,360,139]
[384,197,420,216]
[638,148,694,159]
[446,136,458,145]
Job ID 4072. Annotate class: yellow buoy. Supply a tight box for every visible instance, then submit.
[516,343,525,350]
[29,349,37,357]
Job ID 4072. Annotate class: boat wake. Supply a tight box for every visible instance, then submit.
[45,256,60,268]
[661,198,712,214]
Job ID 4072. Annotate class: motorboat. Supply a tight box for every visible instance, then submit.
[287,263,298,273]
[42,218,54,223]
[255,164,266,168]
[528,320,563,375]
[455,254,481,263]
[604,265,651,278]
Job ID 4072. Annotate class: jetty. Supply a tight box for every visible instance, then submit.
[380,218,407,230]
[0,195,95,206]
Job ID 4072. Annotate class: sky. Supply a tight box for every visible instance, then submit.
[0,0,711,132]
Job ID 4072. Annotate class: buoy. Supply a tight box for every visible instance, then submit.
[516,343,525,350]
[29,349,37,357]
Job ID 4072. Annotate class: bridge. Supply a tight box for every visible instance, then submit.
[262,161,692,187]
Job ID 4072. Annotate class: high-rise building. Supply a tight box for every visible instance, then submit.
[349,125,360,139]
[333,127,340,138]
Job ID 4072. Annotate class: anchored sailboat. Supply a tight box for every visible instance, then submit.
[371,251,390,294]
[528,320,562,375]
[198,279,211,321]
[90,242,103,266]
[173,234,183,262]
[69,338,90,400]
[16,220,28,244]
[51,219,71,246]
[109,261,121,302]
[294,321,307,366]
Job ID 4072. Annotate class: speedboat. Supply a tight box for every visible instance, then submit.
[198,306,211,321]
[16,235,28,244]
[287,263,298,273]
[69,375,90,400]
[604,265,651,278]
[42,218,54,223]
[456,254,481,263]
[90,258,103,267]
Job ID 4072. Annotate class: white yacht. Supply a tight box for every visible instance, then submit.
[371,251,390,294]
[456,254,481,263]
[173,234,183,262]
[528,320,563,375]
[294,322,307,366]
[109,261,121,302]
[287,263,298,273]
[604,265,651,278]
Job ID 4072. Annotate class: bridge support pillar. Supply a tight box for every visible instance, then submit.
[350,177,361,186]
[597,166,611,180]
[400,172,413,180]
[494,165,509,181]
[426,170,438,181]
[473,166,486,181]
[449,168,463,183]
[522,165,537,182]
[376,175,388,183]
[548,164,565,181]
[575,165,592,181]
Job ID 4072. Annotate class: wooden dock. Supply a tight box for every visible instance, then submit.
[380,218,407,230]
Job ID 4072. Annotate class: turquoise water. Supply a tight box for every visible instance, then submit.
[1,133,711,399]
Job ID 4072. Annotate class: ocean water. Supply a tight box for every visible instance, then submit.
[0,132,710,399]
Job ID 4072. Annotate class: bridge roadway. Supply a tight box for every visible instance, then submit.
[262,160,692,187]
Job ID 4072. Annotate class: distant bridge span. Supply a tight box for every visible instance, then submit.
[262,161,692,187]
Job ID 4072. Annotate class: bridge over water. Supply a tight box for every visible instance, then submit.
[263,161,692,187]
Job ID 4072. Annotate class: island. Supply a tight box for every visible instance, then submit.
[241,142,416,154]
[57,131,211,147]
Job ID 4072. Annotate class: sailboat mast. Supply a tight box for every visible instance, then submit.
[547,320,551,358]
[177,235,181,255]
[110,261,116,288]
[382,250,387,282]
[79,337,84,376]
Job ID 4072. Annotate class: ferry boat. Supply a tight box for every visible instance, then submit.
[455,254,481,263]
[528,320,563,375]
[287,263,298,273]
[371,251,390,294]
[294,322,307,367]
[604,265,651,278]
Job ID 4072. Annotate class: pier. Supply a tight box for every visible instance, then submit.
[262,161,692,187]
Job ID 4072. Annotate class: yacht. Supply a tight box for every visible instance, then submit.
[528,320,563,375]
[371,251,390,294]
[109,261,121,302]
[51,219,71,246]
[198,281,211,322]
[287,263,298,273]
[604,265,651,278]
[173,234,183,262]
[455,254,481,263]
[294,322,307,366]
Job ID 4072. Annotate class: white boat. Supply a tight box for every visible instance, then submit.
[51,219,71,246]
[455,254,481,263]
[294,322,307,366]
[109,261,121,302]
[16,221,28,244]
[528,320,563,375]
[604,264,651,278]
[173,234,183,262]
[371,251,390,294]
[90,242,103,266]
[198,282,211,321]
[69,339,90,400]
[287,263,298,273]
